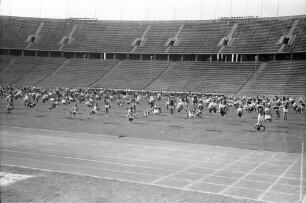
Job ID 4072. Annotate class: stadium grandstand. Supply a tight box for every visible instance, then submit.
[0,14,306,95]
[1,2,306,201]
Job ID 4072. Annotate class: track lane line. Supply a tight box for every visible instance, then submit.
[0,163,269,203]
[220,152,278,194]
[257,155,302,201]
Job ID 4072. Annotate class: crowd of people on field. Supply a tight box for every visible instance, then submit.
[1,84,305,131]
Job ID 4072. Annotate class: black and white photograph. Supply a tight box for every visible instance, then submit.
[0,0,305,202]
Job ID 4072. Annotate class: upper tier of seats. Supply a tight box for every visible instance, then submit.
[1,15,305,54]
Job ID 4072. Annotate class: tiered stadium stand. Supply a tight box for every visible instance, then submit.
[239,60,306,96]
[40,59,118,87]
[63,21,146,53]
[167,21,230,53]
[282,18,306,53]
[29,20,70,51]
[222,19,294,53]
[94,60,172,89]
[2,15,305,53]
[0,15,306,96]
[0,55,12,72]
[133,23,182,53]
[0,56,65,86]
[148,62,256,93]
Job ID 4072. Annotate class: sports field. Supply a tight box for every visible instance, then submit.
[1,98,305,202]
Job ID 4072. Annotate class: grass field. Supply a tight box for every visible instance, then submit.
[0,97,305,202]
[1,97,305,153]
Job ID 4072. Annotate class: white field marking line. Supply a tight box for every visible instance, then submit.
[303,192,306,203]
[5,144,295,181]
[150,152,226,184]
[257,155,302,201]
[1,140,207,164]
[2,155,166,179]
[2,133,220,163]
[182,152,254,189]
[220,152,278,194]
[2,149,223,185]
[3,154,297,192]
[0,149,176,173]
[4,126,296,165]
[5,133,218,158]
[4,138,280,167]
[0,125,254,153]
[0,127,302,166]
[3,146,301,188]
[0,145,194,170]
[0,164,269,203]
[1,141,206,164]
[4,154,267,188]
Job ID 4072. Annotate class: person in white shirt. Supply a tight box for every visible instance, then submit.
[254,108,265,131]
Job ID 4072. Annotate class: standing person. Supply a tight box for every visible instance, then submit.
[274,106,280,118]
[127,107,134,123]
[105,99,111,117]
[254,108,266,131]
[69,103,78,119]
[20,92,30,106]
[219,101,227,117]
[169,96,175,116]
[283,102,289,120]
[264,105,272,122]
[7,97,14,114]
[237,105,243,117]
[88,103,100,119]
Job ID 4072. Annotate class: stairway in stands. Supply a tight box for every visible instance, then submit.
[239,60,306,96]
[235,62,267,95]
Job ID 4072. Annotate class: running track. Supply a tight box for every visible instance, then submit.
[0,126,305,203]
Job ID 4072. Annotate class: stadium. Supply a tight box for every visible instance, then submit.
[0,0,306,202]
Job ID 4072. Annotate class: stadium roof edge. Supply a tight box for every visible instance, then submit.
[1,14,306,24]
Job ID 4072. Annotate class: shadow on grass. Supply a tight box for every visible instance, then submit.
[170,125,184,128]
[103,122,116,124]
[270,130,290,133]
[242,129,256,132]
[1,112,26,115]
[206,129,222,132]
[36,115,47,117]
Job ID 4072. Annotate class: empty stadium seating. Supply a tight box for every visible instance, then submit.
[39,59,118,87]
[0,56,65,86]
[0,55,12,72]
[1,15,306,54]
[239,60,306,96]
[1,15,306,96]
[93,60,172,89]
[1,55,305,96]
[147,61,256,93]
